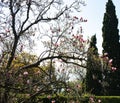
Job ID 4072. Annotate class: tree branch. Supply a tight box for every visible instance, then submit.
[19,55,86,71]
[20,6,67,35]
[20,1,31,33]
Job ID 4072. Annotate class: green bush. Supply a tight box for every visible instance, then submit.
[21,95,120,103]
[96,96,120,103]
[82,96,120,103]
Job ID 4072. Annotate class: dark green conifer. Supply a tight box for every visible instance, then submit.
[102,0,120,95]
[86,35,102,95]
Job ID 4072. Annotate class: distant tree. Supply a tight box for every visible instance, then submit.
[86,35,103,95]
[102,0,120,95]
[89,34,98,56]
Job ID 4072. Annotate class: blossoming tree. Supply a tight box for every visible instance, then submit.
[0,0,87,102]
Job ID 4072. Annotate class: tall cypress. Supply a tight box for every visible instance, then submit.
[86,35,102,95]
[102,0,120,95]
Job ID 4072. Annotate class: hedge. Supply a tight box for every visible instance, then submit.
[16,94,120,103]
[36,96,120,103]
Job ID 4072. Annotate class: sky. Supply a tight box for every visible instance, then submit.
[79,0,120,54]
[0,0,119,55]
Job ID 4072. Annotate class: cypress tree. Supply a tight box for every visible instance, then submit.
[86,35,102,95]
[102,0,120,95]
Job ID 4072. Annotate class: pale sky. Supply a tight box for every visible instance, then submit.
[1,1,119,55]
[80,0,120,54]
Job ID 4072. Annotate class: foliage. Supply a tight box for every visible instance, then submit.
[85,96,120,103]
[86,35,103,95]
[17,95,120,103]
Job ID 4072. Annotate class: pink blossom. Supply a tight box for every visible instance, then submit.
[36,87,40,92]
[76,84,81,88]
[100,55,104,58]
[53,60,55,63]
[80,45,83,48]
[6,29,10,32]
[98,99,102,103]
[104,53,108,56]
[19,74,22,77]
[98,80,101,83]
[54,43,58,47]
[66,88,71,92]
[51,100,55,103]
[101,53,108,58]
[80,17,83,22]
[27,79,30,84]
[73,16,78,19]
[111,67,117,71]
[109,59,113,63]
[89,96,94,102]
[23,71,28,75]
[102,56,109,61]
[84,19,87,22]
[79,38,84,42]
[109,59,113,65]
[105,57,109,60]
